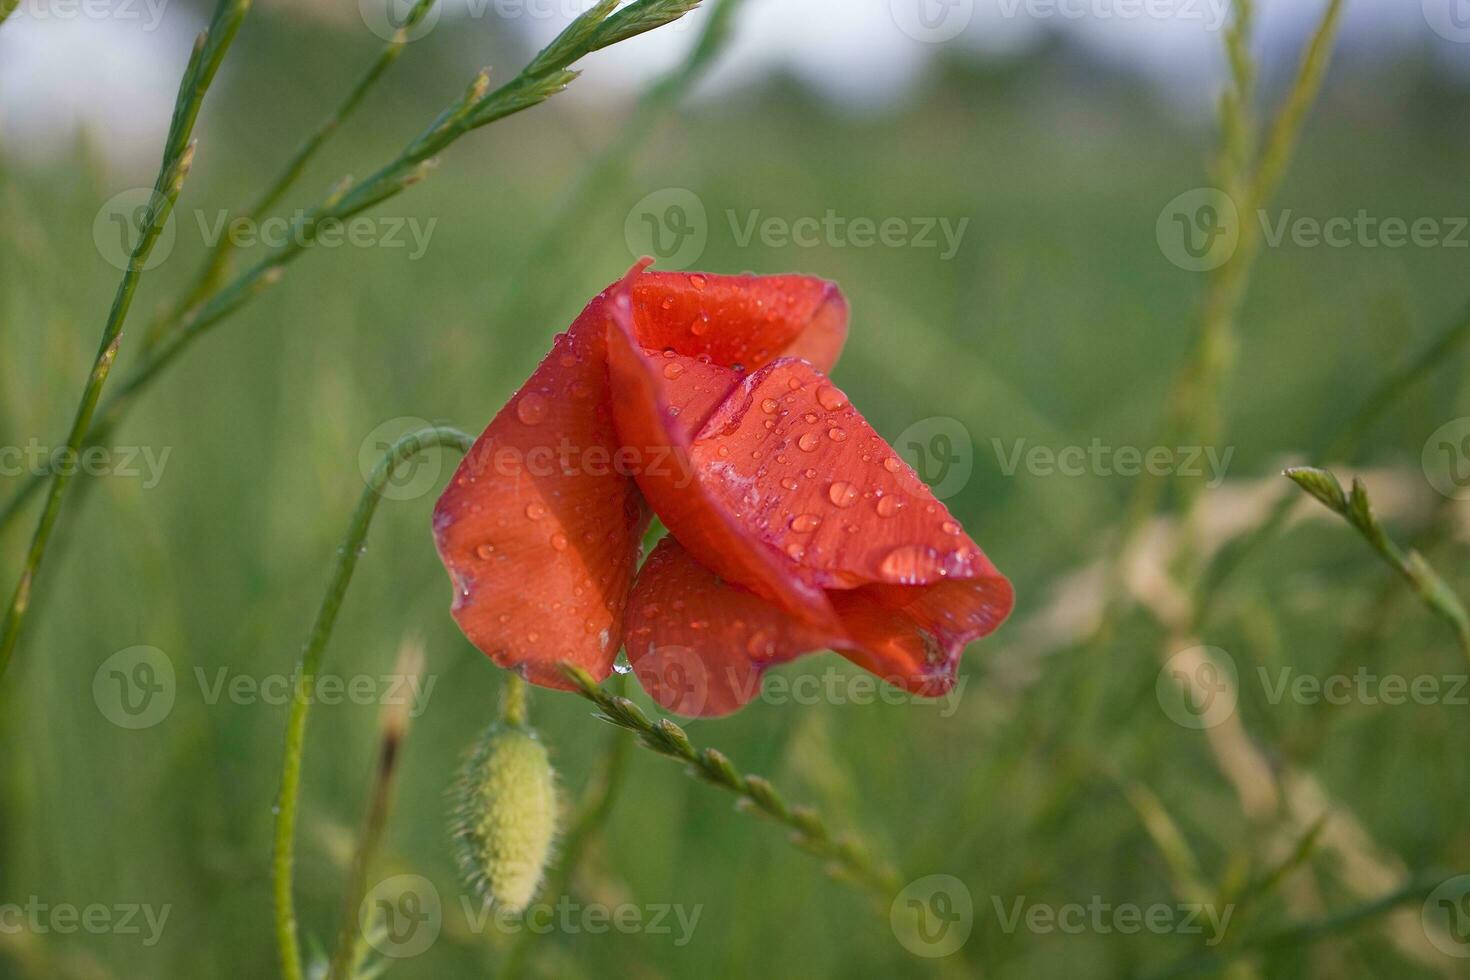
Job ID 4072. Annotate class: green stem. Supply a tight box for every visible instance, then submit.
[142,0,438,355]
[495,674,632,980]
[560,664,901,899]
[272,425,472,980]
[0,0,251,680]
[499,672,528,728]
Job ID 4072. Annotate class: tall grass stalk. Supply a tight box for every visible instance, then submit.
[0,0,704,677]
[491,0,746,332]
[1069,0,1347,731]
[1284,467,1470,665]
[0,0,251,678]
[141,0,439,354]
[325,636,424,980]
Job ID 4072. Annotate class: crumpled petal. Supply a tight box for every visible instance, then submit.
[628,270,848,374]
[433,286,648,689]
[605,274,843,635]
[625,537,844,717]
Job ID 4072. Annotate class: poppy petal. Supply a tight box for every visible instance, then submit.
[605,280,843,634]
[628,270,849,374]
[433,289,648,690]
[625,537,843,717]
[689,356,1006,592]
[829,577,1016,696]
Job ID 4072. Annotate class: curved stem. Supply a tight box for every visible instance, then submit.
[560,664,901,900]
[272,425,471,980]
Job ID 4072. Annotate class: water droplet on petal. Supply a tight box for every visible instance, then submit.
[663,361,685,380]
[551,532,569,551]
[790,513,822,532]
[781,477,800,491]
[816,385,848,411]
[876,496,901,518]
[761,397,780,414]
[883,456,903,474]
[828,481,858,507]
[880,545,939,583]
[475,544,496,560]
[941,520,961,535]
[689,274,707,290]
[786,542,806,560]
[797,432,821,452]
[516,392,548,425]
[827,426,847,442]
[525,502,547,520]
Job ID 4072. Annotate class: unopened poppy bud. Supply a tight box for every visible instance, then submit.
[451,722,558,914]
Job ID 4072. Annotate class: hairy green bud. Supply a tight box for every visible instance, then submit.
[451,722,558,914]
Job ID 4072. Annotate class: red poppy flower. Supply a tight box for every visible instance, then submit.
[434,261,1013,717]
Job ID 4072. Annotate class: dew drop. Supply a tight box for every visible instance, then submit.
[883,456,903,474]
[663,361,685,380]
[761,397,780,414]
[797,432,821,452]
[941,520,961,535]
[551,532,569,551]
[475,544,496,560]
[661,297,674,310]
[781,477,800,491]
[880,545,938,583]
[790,513,822,533]
[516,392,548,425]
[816,385,848,411]
[786,542,806,560]
[828,481,859,508]
[876,495,901,518]
[525,502,547,520]
[689,273,708,290]
[827,426,848,442]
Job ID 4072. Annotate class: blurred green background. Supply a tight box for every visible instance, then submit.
[2,2,1469,977]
